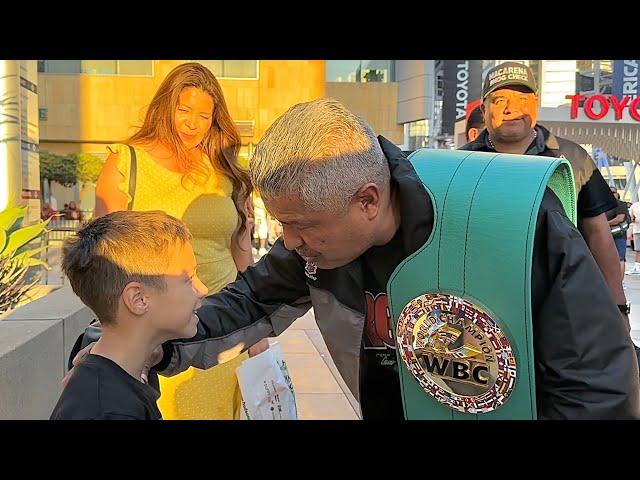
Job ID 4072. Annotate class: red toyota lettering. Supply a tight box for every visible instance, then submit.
[630,97,640,121]
[584,95,609,120]
[566,94,584,119]
[609,95,630,120]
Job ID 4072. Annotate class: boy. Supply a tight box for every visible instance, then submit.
[50,210,208,420]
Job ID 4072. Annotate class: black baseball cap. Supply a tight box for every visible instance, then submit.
[467,105,484,128]
[482,62,537,100]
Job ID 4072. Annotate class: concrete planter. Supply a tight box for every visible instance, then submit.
[0,285,61,321]
[0,285,94,419]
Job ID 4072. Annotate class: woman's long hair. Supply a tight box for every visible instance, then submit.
[127,62,252,243]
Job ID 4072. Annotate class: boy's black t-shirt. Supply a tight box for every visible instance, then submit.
[50,354,162,420]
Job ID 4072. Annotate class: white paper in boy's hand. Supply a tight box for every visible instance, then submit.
[236,341,297,420]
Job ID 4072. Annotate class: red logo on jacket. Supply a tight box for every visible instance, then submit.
[364,292,395,349]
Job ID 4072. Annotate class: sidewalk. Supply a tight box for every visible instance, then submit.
[270,309,361,420]
[254,250,361,419]
[623,262,640,348]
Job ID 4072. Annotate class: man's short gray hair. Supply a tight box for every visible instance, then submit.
[250,98,390,213]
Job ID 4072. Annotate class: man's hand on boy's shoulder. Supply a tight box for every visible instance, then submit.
[60,342,95,389]
[61,342,164,388]
[141,345,164,384]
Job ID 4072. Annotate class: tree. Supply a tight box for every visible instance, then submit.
[364,69,384,82]
[39,151,77,197]
[74,153,105,186]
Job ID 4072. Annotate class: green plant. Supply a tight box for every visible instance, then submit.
[0,204,49,314]
[74,152,105,186]
[39,151,77,195]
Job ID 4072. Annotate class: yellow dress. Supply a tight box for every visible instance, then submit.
[108,143,247,420]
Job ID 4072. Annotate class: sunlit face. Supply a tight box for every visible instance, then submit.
[174,87,214,149]
[265,193,377,270]
[484,87,538,142]
[148,241,208,339]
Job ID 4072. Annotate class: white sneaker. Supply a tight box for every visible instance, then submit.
[627,266,640,275]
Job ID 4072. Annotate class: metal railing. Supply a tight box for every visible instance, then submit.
[40,211,93,284]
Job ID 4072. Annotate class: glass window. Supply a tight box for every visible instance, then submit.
[326,60,394,83]
[192,60,257,79]
[40,60,81,74]
[117,60,153,76]
[326,60,361,82]
[194,60,224,76]
[81,60,117,75]
[576,60,595,94]
[576,60,612,95]
[599,60,613,94]
[223,60,258,78]
[38,60,152,76]
[406,119,429,150]
[361,60,393,82]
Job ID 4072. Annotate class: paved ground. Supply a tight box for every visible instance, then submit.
[271,309,360,419]
[623,253,640,347]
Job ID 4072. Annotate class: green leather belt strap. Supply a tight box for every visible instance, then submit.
[387,149,576,419]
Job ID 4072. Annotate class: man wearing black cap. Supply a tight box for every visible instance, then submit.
[460,61,631,331]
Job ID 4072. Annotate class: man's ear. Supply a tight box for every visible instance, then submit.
[355,183,381,219]
[121,282,149,316]
[467,127,480,142]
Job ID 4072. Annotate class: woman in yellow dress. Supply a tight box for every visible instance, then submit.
[94,62,268,419]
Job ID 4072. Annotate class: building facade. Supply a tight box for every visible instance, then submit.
[37,60,326,208]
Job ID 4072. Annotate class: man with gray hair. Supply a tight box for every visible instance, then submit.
[71,98,639,419]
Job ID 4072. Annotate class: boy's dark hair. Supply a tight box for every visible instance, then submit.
[62,210,192,325]
[466,105,485,140]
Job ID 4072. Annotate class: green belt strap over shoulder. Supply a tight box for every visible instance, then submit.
[387,150,576,419]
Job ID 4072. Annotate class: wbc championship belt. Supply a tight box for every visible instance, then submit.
[387,149,576,419]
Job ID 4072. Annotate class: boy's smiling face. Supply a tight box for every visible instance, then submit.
[147,241,208,339]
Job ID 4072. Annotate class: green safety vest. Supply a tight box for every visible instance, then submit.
[387,149,576,419]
